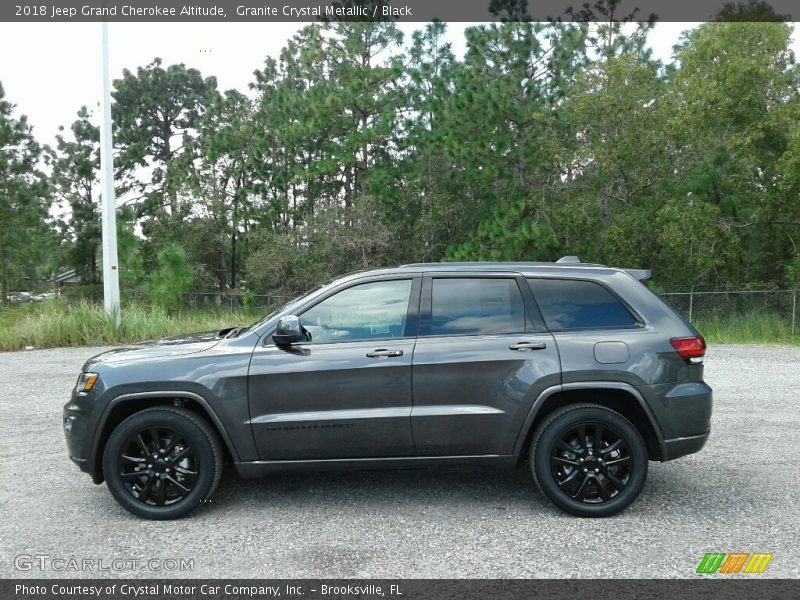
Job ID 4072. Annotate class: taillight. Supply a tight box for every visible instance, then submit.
[670,336,706,360]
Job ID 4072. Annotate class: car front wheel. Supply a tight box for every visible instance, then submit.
[102,406,223,520]
[530,403,648,517]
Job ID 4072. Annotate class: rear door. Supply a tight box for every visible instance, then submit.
[410,273,561,456]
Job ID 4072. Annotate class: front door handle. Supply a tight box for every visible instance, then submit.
[509,341,547,351]
[366,349,404,359]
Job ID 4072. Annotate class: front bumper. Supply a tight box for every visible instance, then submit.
[63,388,104,483]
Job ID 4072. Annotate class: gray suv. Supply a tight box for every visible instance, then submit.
[64,259,712,519]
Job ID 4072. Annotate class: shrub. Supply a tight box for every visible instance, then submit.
[146,245,193,313]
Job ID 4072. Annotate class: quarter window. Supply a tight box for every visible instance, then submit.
[529,279,638,330]
[428,278,526,336]
[300,280,413,343]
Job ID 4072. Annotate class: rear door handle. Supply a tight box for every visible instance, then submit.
[366,349,404,359]
[509,341,547,351]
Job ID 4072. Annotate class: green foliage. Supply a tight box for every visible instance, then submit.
[116,207,145,293]
[787,251,800,290]
[112,58,219,218]
[0,82,52,303]
[0,300,246,351]
[145,245,193,313]
[245,195,393,296]
[49,106,101,283]
[6,17,800,312]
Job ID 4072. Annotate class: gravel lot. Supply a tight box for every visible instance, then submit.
[0,344,798,579]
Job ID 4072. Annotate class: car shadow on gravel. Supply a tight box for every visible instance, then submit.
[203,464,553,514]
[200,457,764,522]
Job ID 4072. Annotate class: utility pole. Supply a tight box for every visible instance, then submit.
[100,19,121,327]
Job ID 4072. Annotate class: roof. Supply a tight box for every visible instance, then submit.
[399,261,608,270]
[389,257,652,282]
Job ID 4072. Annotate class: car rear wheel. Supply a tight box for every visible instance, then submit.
[102,406,223,520]
[530,403,648,517]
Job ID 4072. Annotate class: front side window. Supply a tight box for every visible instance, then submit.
[529,279,639,330]
[428,278,526,336]
[300,279,413,343]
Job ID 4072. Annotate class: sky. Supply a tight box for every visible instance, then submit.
[0,21,797,149]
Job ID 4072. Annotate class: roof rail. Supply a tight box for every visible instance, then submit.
[555,255,651,282]
[624,269,652,283]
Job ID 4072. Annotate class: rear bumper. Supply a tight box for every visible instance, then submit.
[663,430,710,461]
[639,380,712,460]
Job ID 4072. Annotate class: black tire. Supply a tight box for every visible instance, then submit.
[102,407,223,520]
[529,403,648,517]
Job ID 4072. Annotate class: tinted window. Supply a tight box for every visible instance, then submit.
[428,278,526,335]
[529,279,638,330]
[301,279,412,343]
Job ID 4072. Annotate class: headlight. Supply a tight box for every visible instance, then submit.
[76,372,99,392]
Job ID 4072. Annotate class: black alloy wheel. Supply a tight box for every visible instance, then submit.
[118,425,198,506]
[530,403,648,517]
[550,422,632,503]
[102,407,223,520]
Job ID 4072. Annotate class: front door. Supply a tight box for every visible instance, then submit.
[248,277,420,460]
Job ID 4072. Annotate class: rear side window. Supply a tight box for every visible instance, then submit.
[529,279,639,330]
[428,278,526,335]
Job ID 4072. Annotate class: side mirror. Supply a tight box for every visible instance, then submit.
[274,315,307,345]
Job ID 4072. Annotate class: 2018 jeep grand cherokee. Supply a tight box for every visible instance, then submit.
[64,259,712,519]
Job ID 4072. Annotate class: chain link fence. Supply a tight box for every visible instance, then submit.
[181,291,292,312]
[659,289,798,334]
[23,285,799,336]
[182,288,798,335]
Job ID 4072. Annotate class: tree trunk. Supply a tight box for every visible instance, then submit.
[1,247,8,306]
[230,183,240,289]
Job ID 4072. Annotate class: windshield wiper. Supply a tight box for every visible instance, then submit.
[224,326,248,339]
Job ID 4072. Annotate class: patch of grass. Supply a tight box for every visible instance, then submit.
[0,300,259,352]
[0,302,797,352]
[694,313,799,346]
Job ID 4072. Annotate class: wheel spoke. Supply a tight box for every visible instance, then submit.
[557,440,578,455]
[606,471,627,492]
[552,456,579,467]
[135,434,149,455]
[173,465,197,477]
[138,474,154,502]
[594,424,604,449]
[154,478,167,506]
[163,434,177,454]
[170,445,193,463]
[121,470,148,482]
[577,425,587,449]
[595,476,613,500]
[557,469,580,488]
[148,427,162,453]
[166,475,191,495]
[604,456,631,467]
[600,439,622,455]
[120,454,145,464]
[573,474,591,500]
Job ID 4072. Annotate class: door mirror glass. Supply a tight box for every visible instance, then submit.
[274,315,307,345]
